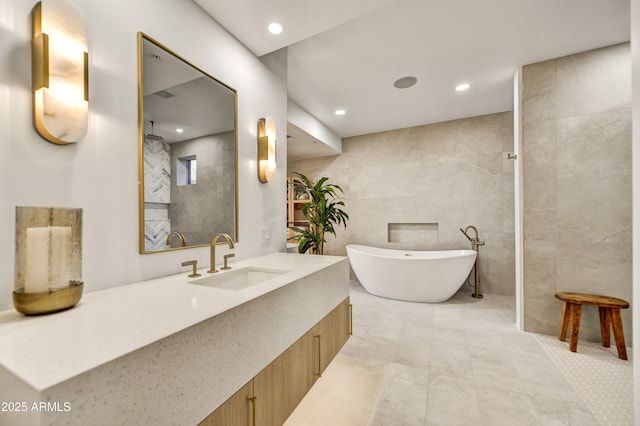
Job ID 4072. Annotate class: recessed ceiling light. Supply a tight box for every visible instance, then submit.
[176,128,184,133]
[455,83,470,92]
[393,76,418,89]
[335,109,346,116]
[268,22,285,35]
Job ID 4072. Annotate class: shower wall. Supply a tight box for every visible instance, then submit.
[522,43,632,342]
[289,112,515,296]
[143,137,171,251]
[169,132,235,247]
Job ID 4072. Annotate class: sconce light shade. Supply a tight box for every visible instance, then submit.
[32,0,88,145]
[257,117,276,183]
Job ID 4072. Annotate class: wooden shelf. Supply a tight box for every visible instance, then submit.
[287,177,311,241]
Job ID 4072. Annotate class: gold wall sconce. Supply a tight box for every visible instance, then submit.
[32,0,88,145]
[257,117,276,183]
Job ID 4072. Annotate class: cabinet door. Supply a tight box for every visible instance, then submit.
[199,381,253,426]
[316,298,350,373]
[254,355,285,426]
[283,330,318,418]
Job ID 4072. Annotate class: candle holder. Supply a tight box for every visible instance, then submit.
[14,207,83,315]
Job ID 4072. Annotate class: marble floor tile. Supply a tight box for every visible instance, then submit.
[285,282,629,426]
[368,363,429,426]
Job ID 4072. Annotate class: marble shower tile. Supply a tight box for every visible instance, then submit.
[556,43,631,119]
[556,109,631,182]
[523,234,557,300]
[522,58,557,124]
[523,296,562,337]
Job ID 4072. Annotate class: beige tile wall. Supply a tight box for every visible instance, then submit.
[288,111,515,296]
[522,43,632,342]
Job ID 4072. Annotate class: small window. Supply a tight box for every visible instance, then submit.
[177,155,197,186]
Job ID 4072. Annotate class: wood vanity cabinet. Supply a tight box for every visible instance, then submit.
[199,298,351,426]
[199,357,285,426]
[283,329,317,416]
[200,381,253,426]
[313,298,350,373]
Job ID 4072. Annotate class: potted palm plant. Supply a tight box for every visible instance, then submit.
[289,172,349,255]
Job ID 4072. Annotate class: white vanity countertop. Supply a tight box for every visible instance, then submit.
[0,252,347,392]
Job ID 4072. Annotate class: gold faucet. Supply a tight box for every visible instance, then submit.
[181,260,201,278]
[166,232,186,247]
[459,225,484,250]
[208,233,234,273]
[459,225,484,299]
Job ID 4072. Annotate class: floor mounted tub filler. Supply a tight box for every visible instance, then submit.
[346,244,477,303]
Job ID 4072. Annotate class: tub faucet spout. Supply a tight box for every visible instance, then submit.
[460,225,483,299]
[459,228,473,242]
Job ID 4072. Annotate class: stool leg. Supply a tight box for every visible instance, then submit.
[610,309,628,360]
[599,307,611,348]
[569,303,581,353]
[558,301,571,341]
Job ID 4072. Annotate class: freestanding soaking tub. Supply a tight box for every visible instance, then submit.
[346,244,477,303]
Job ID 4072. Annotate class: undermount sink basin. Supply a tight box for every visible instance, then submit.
[189,267,290,291]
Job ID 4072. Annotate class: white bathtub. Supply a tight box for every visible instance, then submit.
[346,244,477,303]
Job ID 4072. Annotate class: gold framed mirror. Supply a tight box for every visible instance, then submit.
[137,33,238,254]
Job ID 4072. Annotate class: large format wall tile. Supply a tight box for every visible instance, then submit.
[349,163,417,199]
[522,43,632,343]
[556,43,631,119]
[289,111,515,296]
[522,59,557,124]
[345,127,418,168]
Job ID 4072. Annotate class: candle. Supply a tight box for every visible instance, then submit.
[23,226,72,292]
[24,227,50,293]
[49,226,72,289]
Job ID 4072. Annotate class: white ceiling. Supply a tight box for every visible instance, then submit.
[142,37,236,143]
[195,0,630,144]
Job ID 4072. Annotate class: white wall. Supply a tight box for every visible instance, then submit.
[0,0,287,311]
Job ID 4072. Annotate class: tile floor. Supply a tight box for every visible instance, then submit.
[285,282,633,426]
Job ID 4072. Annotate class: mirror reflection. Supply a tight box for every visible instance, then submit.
[138,33,237,254]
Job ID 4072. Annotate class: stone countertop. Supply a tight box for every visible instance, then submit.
[0,252,345,392]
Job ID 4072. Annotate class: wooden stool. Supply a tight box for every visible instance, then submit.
[555,292,629,360]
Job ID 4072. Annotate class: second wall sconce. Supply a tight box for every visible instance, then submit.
[32,0,88,145]
[257,117,276,183]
